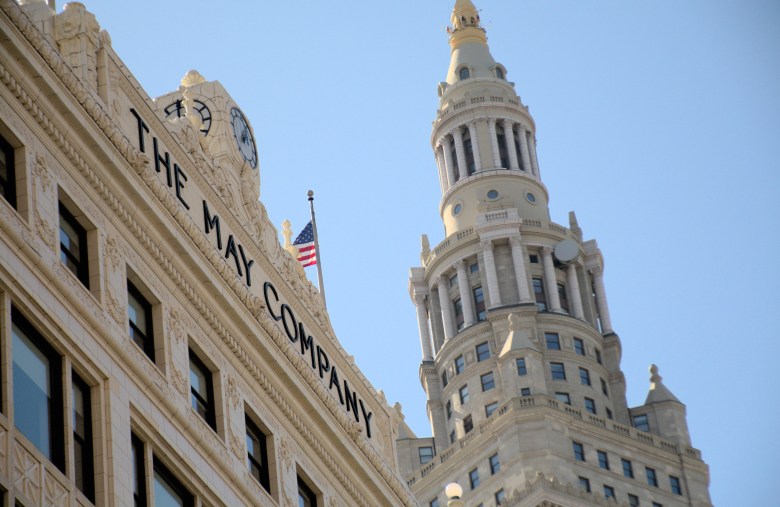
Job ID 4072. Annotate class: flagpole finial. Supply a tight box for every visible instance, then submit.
[307,189,314,201]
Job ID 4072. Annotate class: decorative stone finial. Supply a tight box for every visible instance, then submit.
[282,219,297,256]
[645,363,681,405]
[420,234,431,264]
[180,69,206,88]
[650,363,661,383]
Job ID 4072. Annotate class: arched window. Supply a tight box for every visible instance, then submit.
[449,136,460,182]
[496,125,509,169]
[459,67,470,80]
[495,67,504,79]
[463,129,476,175]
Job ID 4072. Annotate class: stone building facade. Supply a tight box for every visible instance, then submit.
[0,1,416,506]
[396,2,712,507]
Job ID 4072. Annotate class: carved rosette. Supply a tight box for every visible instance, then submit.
[279,438,292,471]
[226,375,240,411]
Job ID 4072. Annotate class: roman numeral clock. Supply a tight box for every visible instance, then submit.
[230,107,258,169]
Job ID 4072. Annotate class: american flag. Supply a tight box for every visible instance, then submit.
[293,221,317,267]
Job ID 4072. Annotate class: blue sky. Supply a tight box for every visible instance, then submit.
[83,1,779,504]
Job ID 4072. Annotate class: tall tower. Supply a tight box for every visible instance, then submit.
[396,2,712,506]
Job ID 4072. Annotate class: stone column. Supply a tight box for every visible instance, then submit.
[487,119,501,168]
[518,126,532,174]
[529,134,540,178]
[467,122,482,173]
[590,266,613,333]
[541,246,562,312]
[414,293,434,360]
[435,146,447,193]
[452,128,469,181]
[503,119,520,170]
[509,236,532,303]
[566,263,585,319]
[456,260,476,327]
[441,136,457,186]
[481,239,502,307]
[437,276,456,341]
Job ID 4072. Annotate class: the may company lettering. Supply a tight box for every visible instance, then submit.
[130,108,255,287]
[264,282,373,438]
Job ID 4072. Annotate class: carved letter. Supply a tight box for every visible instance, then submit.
[316,345,330,379]
[238,244,254,287]
[224,235,242,276]
[263,282,282,321]
[174,164,190,209]
[344,380,360,423]
[152,137,172,186]
[298,322,316,369]
[359,399,373,438]
[280,304,298,343]
[202,200,222,249]
[329,366,344,404]
[130,108,150,152]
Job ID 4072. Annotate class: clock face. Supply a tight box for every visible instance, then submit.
[163,99,212,136]
[230,107,258,169]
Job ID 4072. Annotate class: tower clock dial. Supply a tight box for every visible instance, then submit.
[163,99,212,136]
[230,107,258,169]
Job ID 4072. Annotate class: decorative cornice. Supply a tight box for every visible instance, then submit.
[0,2,415,505]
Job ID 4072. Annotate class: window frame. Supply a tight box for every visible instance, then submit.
[128,280,155,362]
[468,467,479,489]
[418,446,434,465]
[603,485,615,499]
[297,474,319,507]
[670,475,682,495]
[550,362,566,380]
[628,494,640,507]
[131,433,147,507]
[646,466,659,487]
[555,392,571,405]
[573,337,585,356]
[578,476,591,493]
[475,341,490,362]
[520,387,531,396]
[72,372,95,502]
[459,67,471,80]
[489,453,500,475]
[245,415,271,493]
[480,371,495,392]
[485,401,498,417]
[189,349,217,431]
[633,414,650,432]
[579,367,591,386]
[584,397,597,414]
[622,458,634,478]
[473,286,486,321]
[458,384,469,405]
[597,450,609,470]
[463,414,473,434]
[533,277,547,311]
[572,441,585,461]
[516,358,527,376]
[454,355,465,374]
[11,308,65,472]
[153,457,195,507]
[59,201,90,288]
[545,332,561,350]
[0,132,17,208]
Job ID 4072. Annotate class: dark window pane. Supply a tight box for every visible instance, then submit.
[73,374,94,501]
[189,351,215,429]
[59,203,89,287]
[246,416,270,492]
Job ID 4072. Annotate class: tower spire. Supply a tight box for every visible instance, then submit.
[449,0,485,46]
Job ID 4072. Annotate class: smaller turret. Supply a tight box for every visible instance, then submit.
[632,364,692,446]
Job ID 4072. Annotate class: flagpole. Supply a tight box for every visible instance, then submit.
[307,190,326,309]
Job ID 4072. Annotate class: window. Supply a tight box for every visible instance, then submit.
[495,125,509,168]
[489,453,500,474]
[429,499,439,507]
[495,489,506,505]
[578,477,591,493]
[455,355,465,374]
[584,397,597,414]
[595,349,602,364]
[297,476,318,507]
[555,392,571,405]
[573,337,585,355]
[59,202,89,287]
[529,254,539,264]
[463,414,473,433]
[189,350,216,430]
[606,408,613,420]
[473,286,486,321]
[480,372,495,391]
[628,494,640,507]
[459,67,470,80]
[12,309,65,471]
[128,280,155,361]
[670,476,682,495]
[469,468,479,489]
[0,132,16,208]
[450,430,456,444]
[646,467,658,487]
[520,387,531,396]
[572,441,585,461]
[485,402,498,417]
[419,446,434,465]
[495,67,505,79]
[154,458,194,507]
[450,274,459,287]
[545,332,560,350]
[550,362,566,380]
[470,262,479,273]
[597,450,609,470]
[446,400,452,419]
[73,373,95,501]
[653,503,663,507]
[516,358,527,376]
[441,371,448,388]
[459,385,469,404]
[601,378,609,396]
[454,298,464,330]
[557,283,569,313]
[603,485,615,499]
[622,458,634,478]
[132,434,147,507]
[476,342,490,361]
[633,414,650,432]
[579,367,591,386]
[533,278,547,311]
[246,416,271,492]
[463,129,476,175]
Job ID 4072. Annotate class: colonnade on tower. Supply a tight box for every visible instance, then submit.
[396,2,711,506]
